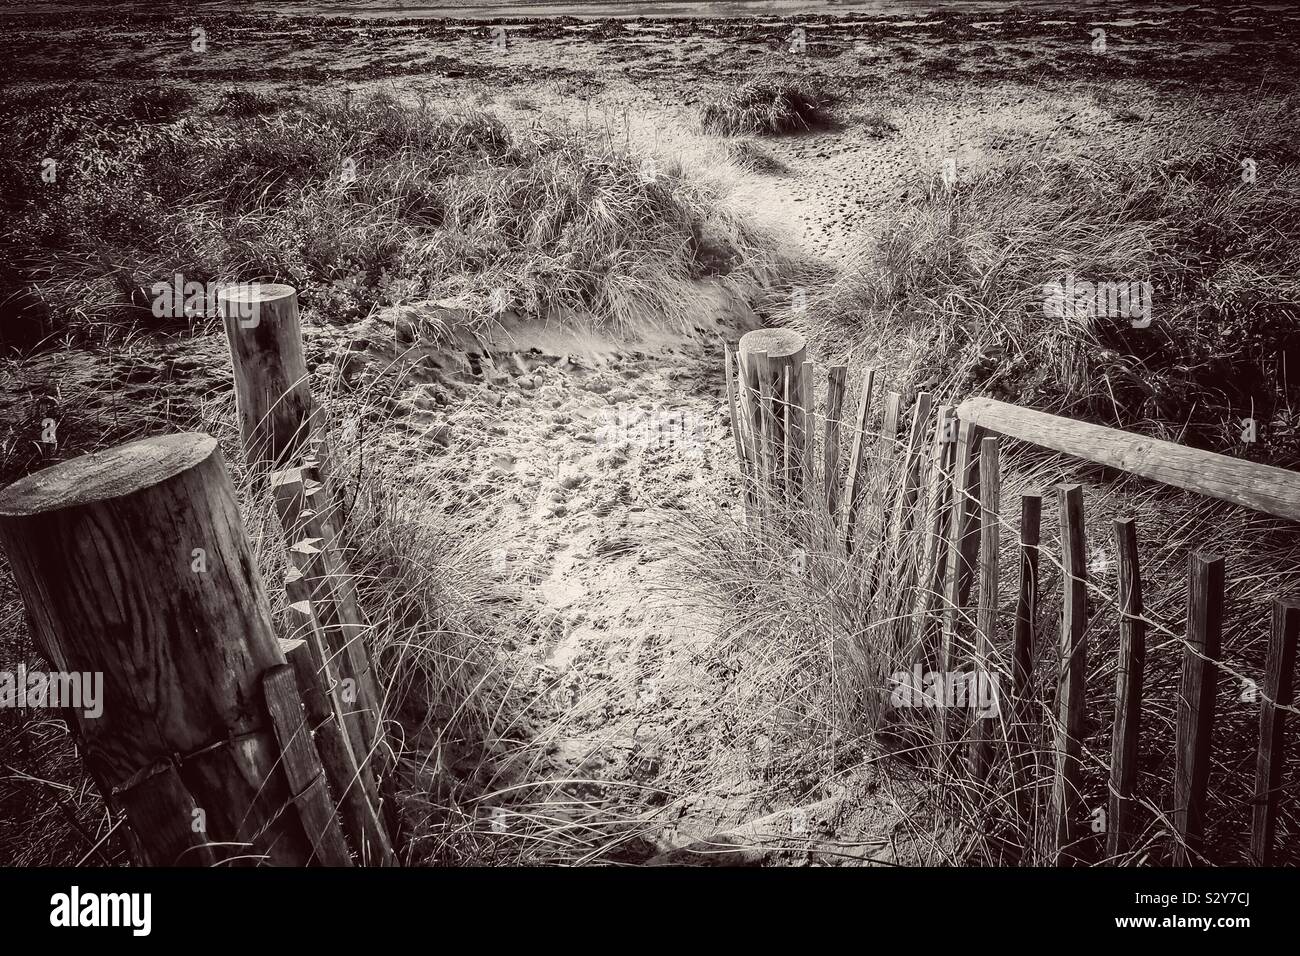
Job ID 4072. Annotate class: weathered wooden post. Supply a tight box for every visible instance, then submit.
[218,282,318,470]
[1251,597,1299,865]
[738,329,807,504]
[1108,516,1146,860]
[1172,550,1224,866]
[1047,483,1088,865]
[0,434,329,865]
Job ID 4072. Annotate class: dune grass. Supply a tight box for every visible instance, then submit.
[0,84,783,347]
[790,96,1300,466]
[701,75,837,136]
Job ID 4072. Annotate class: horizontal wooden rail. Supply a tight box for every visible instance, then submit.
[956,398,1300,523]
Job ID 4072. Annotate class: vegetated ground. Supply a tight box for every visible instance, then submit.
[2,2,1300,866]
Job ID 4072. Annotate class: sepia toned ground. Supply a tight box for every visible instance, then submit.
[2,2,1299,866]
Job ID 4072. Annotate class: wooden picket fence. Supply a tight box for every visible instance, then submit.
[0,283,395,866]
[725,327,1300,866]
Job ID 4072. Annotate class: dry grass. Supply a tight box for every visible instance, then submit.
[792,95,1300,465]
[701,75,837,136]
[0,84,785,346]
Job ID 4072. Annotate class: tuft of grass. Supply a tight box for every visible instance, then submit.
[724,139,790,175]
[701,75,837,136]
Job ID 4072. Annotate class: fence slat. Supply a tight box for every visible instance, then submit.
[938,419,986,771]
[823,365,848,517]
[841,367,878,550]
[1047,483,1088,865]
[263,664,354,866]
[1108,517,1146,860]
[723,343,754,521]
[1172,551,1224,866]
[915,406,956,673]
[800,360,815,505]
[272,468,385,782]
[284,608,394,866]
[1251,597,1299,865]
[1010,491,1042,831]
[970,436,1000,782]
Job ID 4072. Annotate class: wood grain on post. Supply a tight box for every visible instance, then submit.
[738,329,807,502]
[822,364,848,518]
[956,397,1300,524]
[1047,483,1088,865]
[1172,551,1224,866]
[1108,517,1146,860]
[1011,492,1042,829]
[218,283,317,470]
[1251,597,1299,865]
[754,352,776,501]
[841,367,878,551]
[0,433,314,865]
[970,436,1000,782]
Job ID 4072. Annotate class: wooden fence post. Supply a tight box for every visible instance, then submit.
[1172,551,1224,866]
[1251,597,1299,865]
[0,433,317,865]
[1108,516,1146,860]
[218,282,318,470]
[738,329,807,503]
[1047,483,1088,865]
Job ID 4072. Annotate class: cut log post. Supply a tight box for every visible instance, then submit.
[1251,597,1299,865]
[262,664,354,866]
[217,283,318,471]
[1172,551,1224,866]
[738,329,807,503]
[283,605,393,866]
[1010,492,1042,830]
[841,367,878,551]
[754,352,777,504]
[1047,483,1088,866]
[1107,517,1146,861]
[0,433,315,865]
[822,365,848,519]
[970,436,1000,783]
